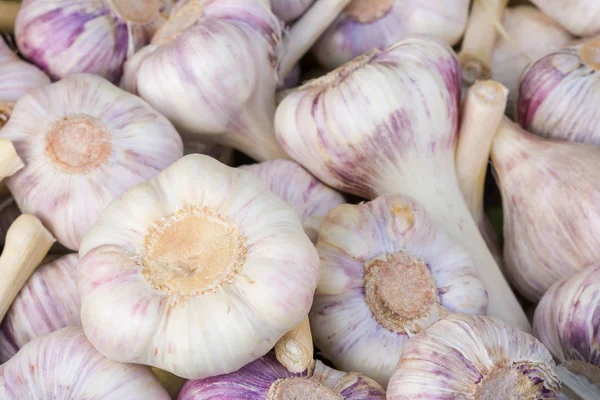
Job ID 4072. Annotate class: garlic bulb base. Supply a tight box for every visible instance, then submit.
[579,38,600,71]
[345,0,394,24]
[267,376,343,400]
[275,316,313,374]
[0,138,24,180]
[107,0,161,24]
[475,366,547,399]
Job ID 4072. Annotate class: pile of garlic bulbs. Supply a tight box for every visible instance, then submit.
[1,0,599,398]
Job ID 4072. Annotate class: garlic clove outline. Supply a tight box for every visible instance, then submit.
[529,0,600,37]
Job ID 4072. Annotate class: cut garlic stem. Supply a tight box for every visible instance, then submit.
[275,316,313,373]
[0,139,23,182]
[0,1,18,33]
[0,214,55,322]
[458,0,508,86]
[279,0,352,79]
[456,80,508,220]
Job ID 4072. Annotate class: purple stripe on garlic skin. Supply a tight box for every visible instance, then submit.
[387,315,560,399]
[0,254,80,362]
[0,327,171,399]
[517,38,600,145]
[530,0,600,37]
[179,352,386,399]
[311,194,487,387]
[271,0,314,22]
[312,0,469,70]
[240,160,345,242]
[0,39,50,104]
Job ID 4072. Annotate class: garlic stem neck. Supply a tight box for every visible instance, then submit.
[557,362,600,400]
[491,117,537,163]
[106,0,161,24]
[0,101,14,129]
[275,316,314,373]
[564,361,600,386]
[345,0,394,24]
[579,38,600,71]
[474,365,541,399]
[151,0,204,46]
[0,1,19,33]
[0,139,24,181]
[456,80,508,221]
[458,0,509,86]
[267,376,342,400]
[278,0,352,80]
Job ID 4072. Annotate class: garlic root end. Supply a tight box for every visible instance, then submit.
[0,138,24,181]
[275,316,314,373]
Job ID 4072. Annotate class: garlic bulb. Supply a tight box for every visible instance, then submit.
[0,197,20,247]
[183,139,233,166]
[534,264,600,399]
[517,38,600,145]
[0,254,79,362]
[0,73,183,251]
[529,0,600,37]
[240,159,345,243]
[276,37,531,332]
[387,314,560,399]
[15,0,163,83]
[491,5,573,114]
[311,0,469,70]
[492,118,600,301]
[271,0,314,22]
[121,0,287,162]
[0,327,170,399]
[179,352,386,399]
[311,194,487,387]
[77,154,319,379]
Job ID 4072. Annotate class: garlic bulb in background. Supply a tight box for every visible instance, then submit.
[387,314,560,399]
[0,197,20,247]
[241,159,345,243]
[184,139,233,166]
[311,0,469,70]
[312,195,487,387]
[276,37,530,332]
[0,254,79,362]
[15,0,163,83]
[271,0,314,22]
[491,6,573,114]
[0,327,170,399]
[0,73,183,251]
[530,0,600,36]
[492,118,600,301]
[77,154,319,379]
[517,38,600,145]
[534,264,600,399]
[179,352,386,399]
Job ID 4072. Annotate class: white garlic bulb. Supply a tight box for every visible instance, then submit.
[387,314,560,399]
[312,0,469,70]
[517,38,600,145]
[0,254,79,362]
[491,6,573,115]
[0,38,49,105]
[179,352,386,399]
[241,159,345,243]
[529,0,600,37]
[15,0,162,83]
[492,118,600,301]
[311,194,488,387]
[275,37,530,332]
[534,264,600,399]
[77,154,319,379]
[0,73,183,251]
[122,0,287,162]
[0,327,170,399]
[271,0,314,22]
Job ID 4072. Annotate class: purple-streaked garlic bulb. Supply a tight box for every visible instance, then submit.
[15,0,163,83]
[178,352,386,399]
[529,0,600,37]
[0,254,79,362]
[517,38,600,145]
[276,37,530,332]
[183,139,233,166]
[121,0,287,162]
[77,154,319,379]
[0,73,183,251]
[492,118,600,301]
[312,0,469,70]
[491,6,573,114]
[0,197,20,247]
[271,0,314,22]
[0,327,170,399]
[534,264,600,399]
[241,159,345,243]
[311,194,488,387]
[387,314,560,399]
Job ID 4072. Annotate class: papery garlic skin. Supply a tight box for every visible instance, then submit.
[179,352,386,399]
[241,160,345,242]
[0,39,49,105]
[1,73,183,251]
[0,327,170,399]
[517,39,600,145]
[271,0,314,22]
[78,154,319,379]
[530,0,600,37]
[388,314,560,399]
[491,5,573,114]
[0,254,79,362]
[311,194,487,387]
[122,0,287,161]
[492,120,600,302]
[312,0,469,70]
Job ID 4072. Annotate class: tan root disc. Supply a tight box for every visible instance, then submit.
[108,0,161,24]
[475,366,540,400]
[579,39,600,71]
[141,205,247,296]
[45,115,112,173]
[0,102,14,129]
[267,377,342,400]
[345,0,394,24]
[364,251,440,333]
[152,0,204,46]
